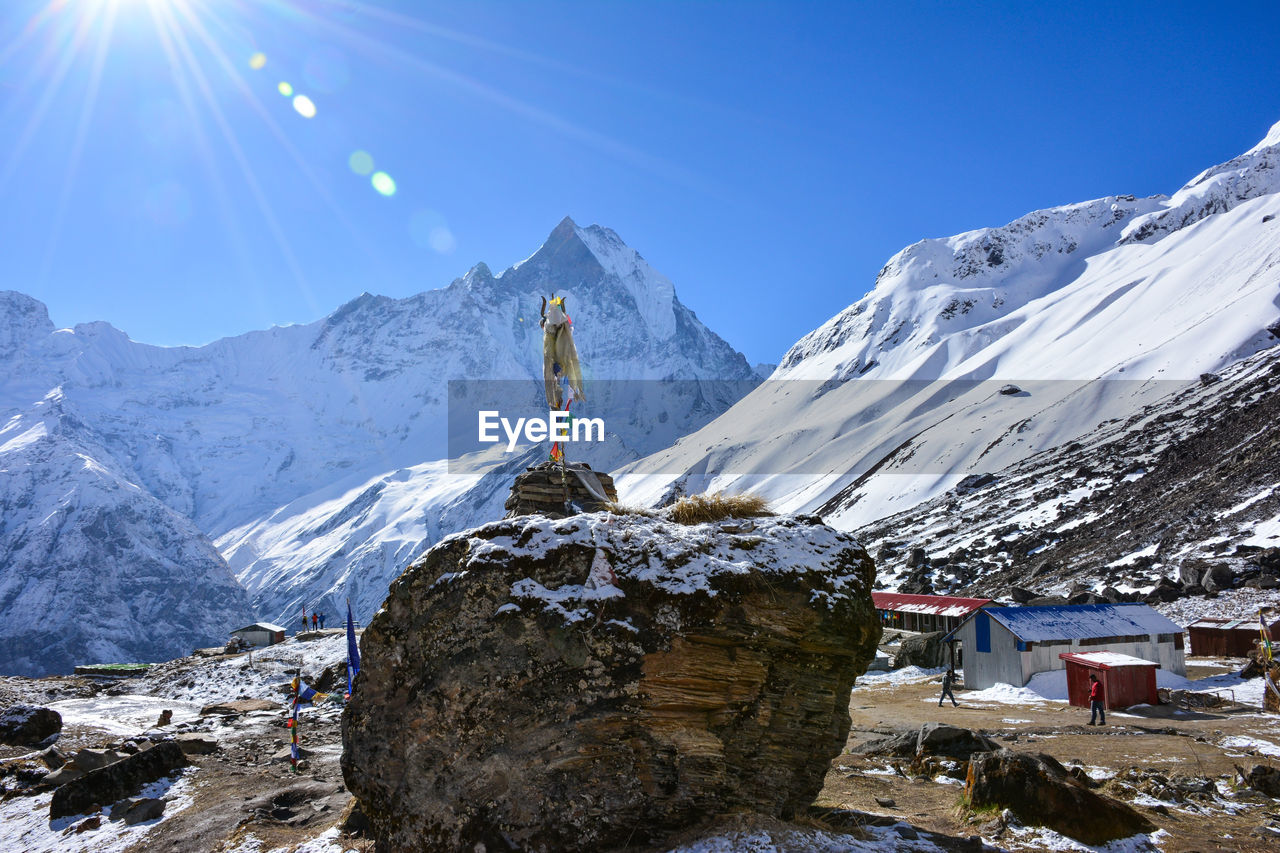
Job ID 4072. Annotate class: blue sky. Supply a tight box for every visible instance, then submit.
[2,0,1279,364]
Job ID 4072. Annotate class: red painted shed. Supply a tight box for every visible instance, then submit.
[1187,616,1280,657]
[1059,651,1160,710]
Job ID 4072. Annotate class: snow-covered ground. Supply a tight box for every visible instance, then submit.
[138,634,352,705]
[45,695,203,737]
[0,770,197,853]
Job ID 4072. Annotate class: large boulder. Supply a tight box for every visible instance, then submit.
[0,704,61,746]
[965,750,1156,845]
[342,512,880,853]
[858,723,998,762]
[892,631,948,669]
[1201,564,1235,593]
[50,741,188,819]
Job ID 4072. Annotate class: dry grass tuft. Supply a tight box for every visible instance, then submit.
[664,492,773,525]
[602,502,658,518]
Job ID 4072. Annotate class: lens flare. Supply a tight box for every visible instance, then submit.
[248,52,266,70]
[348,150,374,175]
[292,94,316,118]
[277,81,293,96]
[370,171,396,196]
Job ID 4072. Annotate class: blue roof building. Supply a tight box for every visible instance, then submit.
[947,603,1185,690]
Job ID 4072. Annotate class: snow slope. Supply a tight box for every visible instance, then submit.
[617,120,1280,530]
[0,218,757,671]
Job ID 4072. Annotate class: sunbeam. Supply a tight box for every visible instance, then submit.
[0,2,102,196]
[38,0,118,283]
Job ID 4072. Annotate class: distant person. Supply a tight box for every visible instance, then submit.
[1088,674,1106,725]
[938,669,958,707]
[318,612,326,629]
[301,614,309,633]
[312,613,319,630]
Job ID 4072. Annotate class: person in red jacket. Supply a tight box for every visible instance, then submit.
[1088,674,1106,725]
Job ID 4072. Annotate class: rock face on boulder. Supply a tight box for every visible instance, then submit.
[892,631,948,669]
[965,750,1156,845]
[343,512,879,853]
[0,704,62,745]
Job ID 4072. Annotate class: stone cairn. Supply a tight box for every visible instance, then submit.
[503,460,617,518]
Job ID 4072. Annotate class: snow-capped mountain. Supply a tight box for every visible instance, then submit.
[618,121,1280,538]
[0,391,253,676]
[0,218,757,674]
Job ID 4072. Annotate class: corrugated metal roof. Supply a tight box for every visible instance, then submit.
[232,622,287,633]
[983,603,1181,642]
[1059,651,1159,669]
[1188,617,1278,631]
[872,592,994,618]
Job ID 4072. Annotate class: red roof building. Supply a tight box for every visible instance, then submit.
[872,592,997,635]
[1059,651,1159,710]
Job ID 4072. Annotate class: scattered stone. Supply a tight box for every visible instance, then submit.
[42,765,85,787]
[156,709,173,727]
[1239,764,1280,798]
[174,733,219,755]
[998,384,1023,396]
[50,742,189,820]
[70,815,101,834]
[343,512,879,853]
[1007,585,1039,604]
[0,704,62,746]
[339,797,370,836]
[965,750,1157,845]
[199,699,280,716]
[72,748,127,772]
[110,796,166,824]
[1202,564,1235,593]
[858,724,998,762]
[270,745,312,763]
[874,796,896,808]
[915,724,999,761]
[1199,373,1222,386]
[33,746,65,770]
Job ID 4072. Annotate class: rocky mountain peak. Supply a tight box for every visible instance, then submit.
[0,290,55,357]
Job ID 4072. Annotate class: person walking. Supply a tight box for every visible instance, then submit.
[938,669,959,707]
[1088,674,1106,725]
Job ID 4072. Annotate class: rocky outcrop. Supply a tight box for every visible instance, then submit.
[343,512,879,852]
[50,741,189,819]
[965,750,1157,845]
[0,704,61,745]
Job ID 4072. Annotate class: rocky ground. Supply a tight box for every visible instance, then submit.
[0,633,368,853]
[3,633,1278,851]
